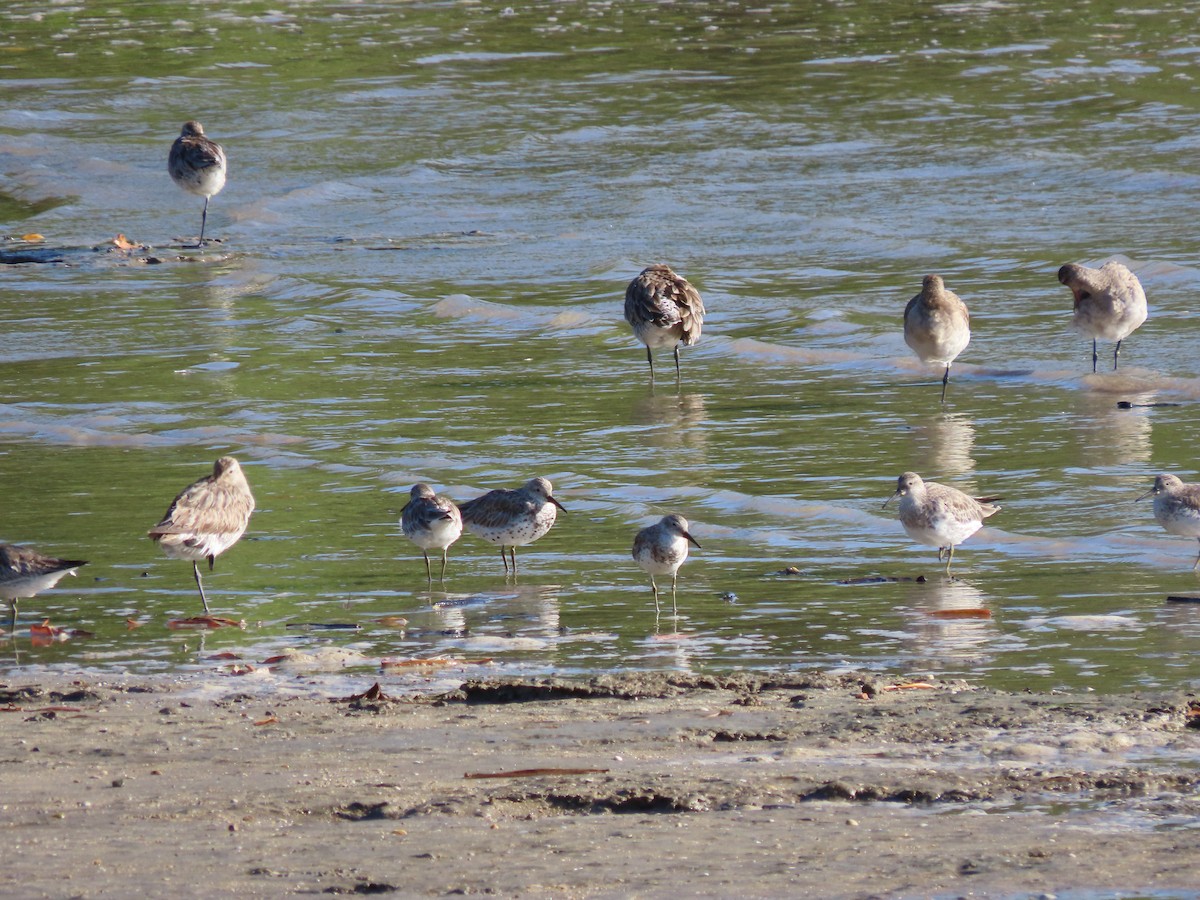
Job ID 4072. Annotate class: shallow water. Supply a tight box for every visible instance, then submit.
[3,0,1200,694]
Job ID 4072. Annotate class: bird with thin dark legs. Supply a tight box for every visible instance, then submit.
[903,274,971,403]
[632,514,700,618]
[1138,474,1200,570]
[0,543,87,634]
[148,456,255,613]
[624,264,705,379]
[459,477,564,575]
[401,483,463,582]
[1057,261,1147,373]
[168,120,227,247]
[884,472,1000,574]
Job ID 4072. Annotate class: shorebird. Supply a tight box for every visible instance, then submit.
[459,477,564,574]
[1057,261,1147,373]
[168,120,227,246]
[883,472,1000,574]
[1138,474,1200,570]
[903,274,971,403]
[400,483,463,582]
[0,543,87,633]
[632,514,701,617]
[623,264,705,379]
[148,456,255,612]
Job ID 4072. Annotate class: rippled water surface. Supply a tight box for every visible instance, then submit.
[3,0,1200,693]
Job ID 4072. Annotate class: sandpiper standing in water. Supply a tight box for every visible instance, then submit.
[903,274,971,403]
[0,543,87,633]
[624,265,705,379]
[1139,474,1200,569]
[459,477,564,575]
[401,483,463,582]
[148,456,255,612]
[168,120,227,246]
[884,472,1000,574]
[1057,261,1147,373]
[632,514,701,617]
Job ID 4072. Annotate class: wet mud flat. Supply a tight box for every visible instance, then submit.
[1,671,1198,898]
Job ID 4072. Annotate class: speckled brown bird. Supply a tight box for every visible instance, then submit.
[459,477,564,575]
[401,483,463,582]
[632,514,701,617]
[884,472,1000,574]
[168,120,227,246]
[623,264,705,379]
[148,456,255,612]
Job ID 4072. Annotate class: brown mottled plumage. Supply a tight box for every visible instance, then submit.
[168,120,227,246]
[623,264,705,378]
[459,477,564,575]
[148,456,255,612]
[0,543,87,632]
[632,514,701,617]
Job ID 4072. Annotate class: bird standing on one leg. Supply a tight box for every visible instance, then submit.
[148,456,255,612]
[0,543,87,634]
[903,274,971,404]
[623,265,705,380]
[168,120,227,247]
[884,472,1000,574]
[632,514,701,618]
[459,477,565,575]
[1057,261,1147,373]
[401,483,463,582]
[1138,474,1200,570]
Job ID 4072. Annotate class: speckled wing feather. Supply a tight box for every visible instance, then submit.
[624,265,705,345]
[459,489,533,529]
[148,464,255,539]
[402,493,459,533]
[0,543,87,579]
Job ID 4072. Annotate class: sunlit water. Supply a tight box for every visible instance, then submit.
[3,0,1200,695]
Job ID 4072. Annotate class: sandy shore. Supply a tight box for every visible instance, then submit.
[2,671,1198,898]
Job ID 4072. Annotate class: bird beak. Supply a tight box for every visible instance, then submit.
[882,491,899,509]
[549,496,567,513]
[1136,487,1155,502]
[684,531,701,549]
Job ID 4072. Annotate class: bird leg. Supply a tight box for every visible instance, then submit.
[1092,339,1098,374]
[650,577,661,615]
[422,550,433,583]
[943,545,955,575]
[645,347,655,379]
[7,600,16,635]
[192,560,211,613]
[940,364,950,403]
[670,572,679,617]
[499,546,510,574]
[673,344,682,380]
[1193,539,1200,572]
[1113,340,1122,371]
[199,195,211,246]
[439,548,449,582]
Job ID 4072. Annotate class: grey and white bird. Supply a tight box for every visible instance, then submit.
[623,264,705,379]
[168,120,227,246]
[903,274,971,403]
[632,514,701,617]
[884,472,1000,574]
[1057,261,1147,373]
[1138,474,1200,570]
[148,456,255,612]
[400,483,463,582]
[0,543,87,633]
[459,477,565,575]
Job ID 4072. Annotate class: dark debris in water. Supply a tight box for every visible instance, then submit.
[838,575,928,585]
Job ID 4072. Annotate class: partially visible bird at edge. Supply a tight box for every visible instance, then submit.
[0,543,88,634]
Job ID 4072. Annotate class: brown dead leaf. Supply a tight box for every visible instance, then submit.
[375,616,409,628]
[225,663,255,676]
[125,618,142,629]
[927,608,992,619]
[111,233,142,250]
[21,233,44,242]
[882,682,936,692]
[205,651,242,661]
[380,656,493,669]
[342,682,396,703]
[464,768,611,780]
[253,714,279,726]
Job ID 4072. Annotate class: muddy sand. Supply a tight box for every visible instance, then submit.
[2,670,1198,898]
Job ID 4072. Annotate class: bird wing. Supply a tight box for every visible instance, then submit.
[149,475,253,537]
[459,490,531,528]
